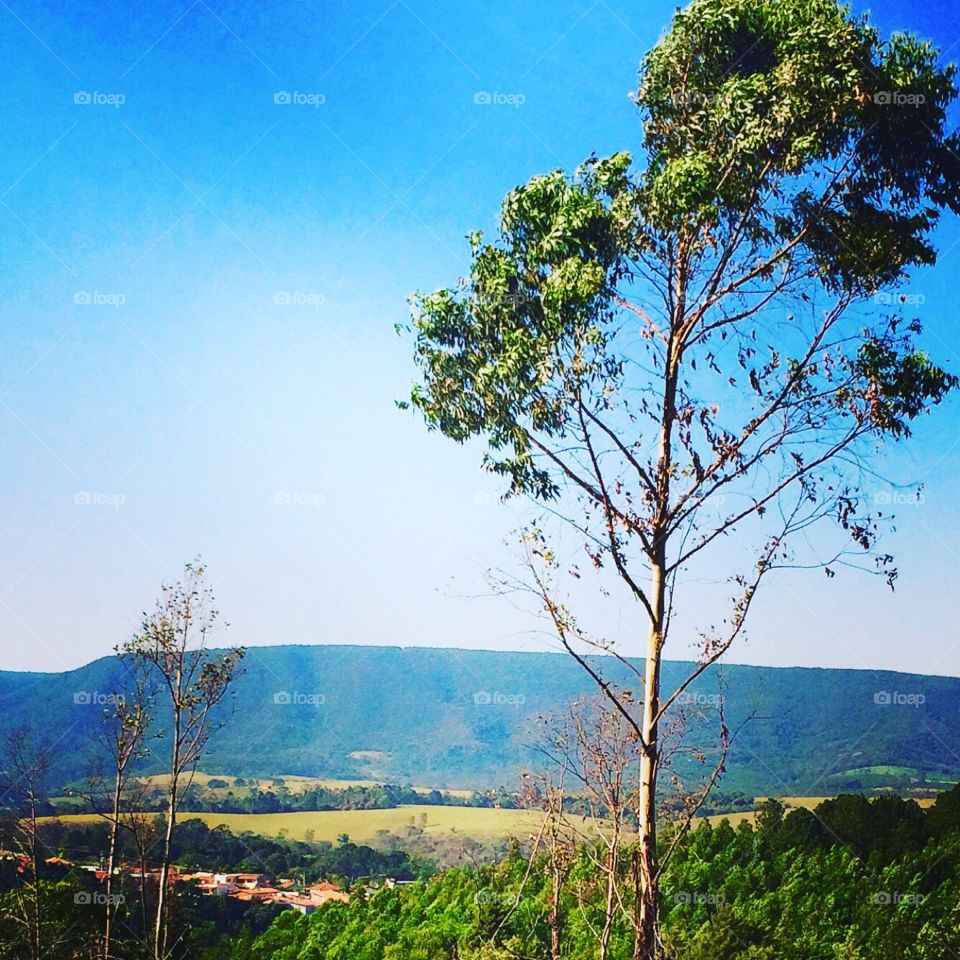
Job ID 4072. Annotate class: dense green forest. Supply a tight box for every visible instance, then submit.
[228,789,960,960]
[7,790,960,958]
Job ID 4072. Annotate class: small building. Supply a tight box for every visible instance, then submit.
[308,881,350,905]
[230,873,272,890]
[230,887,279,902]
[279,895,317,915]
[197,879,239,896]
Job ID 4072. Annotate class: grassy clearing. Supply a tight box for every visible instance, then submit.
[698,810,758,828]
[46,792,942,843]
[46,805,553,845]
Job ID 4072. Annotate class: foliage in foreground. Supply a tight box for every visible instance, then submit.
[234,789,960,960]
[0,820,428,960]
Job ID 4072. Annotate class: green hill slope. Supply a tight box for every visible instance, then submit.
[2,644,956,795]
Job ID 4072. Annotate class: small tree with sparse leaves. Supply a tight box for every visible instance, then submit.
[122,561,243,960]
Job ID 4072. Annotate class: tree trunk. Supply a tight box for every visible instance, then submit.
[153,777,177,959]
[548,861,562,960]
[635,556,665,960]
[600,841,617,960]
[29,793,40,960]
[154,696,181,960]
[103,767,123,959]
[136,818,151,958]
[634,330,680,959]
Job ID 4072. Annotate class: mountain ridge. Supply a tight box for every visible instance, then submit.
[7,641,956,680]
[3,644,957,796]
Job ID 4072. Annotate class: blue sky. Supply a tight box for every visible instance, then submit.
[2,0,960,675]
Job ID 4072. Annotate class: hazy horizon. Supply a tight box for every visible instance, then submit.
[8,639,960,682]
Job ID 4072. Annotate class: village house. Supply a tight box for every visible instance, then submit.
[231,887,280,903]
[178,866,350,910]
[384,877,416,888]
[308,881,350,905]
[226,872,272,890]
[277,895,317,915]
[197,874,239,896]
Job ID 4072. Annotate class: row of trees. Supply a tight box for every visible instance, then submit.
[33,818,425,895]
[1,562,244,960]
[53,782,523,817]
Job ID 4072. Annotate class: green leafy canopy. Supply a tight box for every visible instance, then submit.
[406,0,960,508]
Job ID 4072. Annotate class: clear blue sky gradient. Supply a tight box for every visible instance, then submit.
[2,0,960,674]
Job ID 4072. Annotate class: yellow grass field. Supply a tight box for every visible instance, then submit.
[45,795,939,844]
[45,804,564,845]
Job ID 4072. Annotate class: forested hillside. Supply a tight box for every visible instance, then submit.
[4,644,958,795]
[228,790,960,960]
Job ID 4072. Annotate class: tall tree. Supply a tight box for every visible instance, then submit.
[405,1,960,955]
[122,561,244,960]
